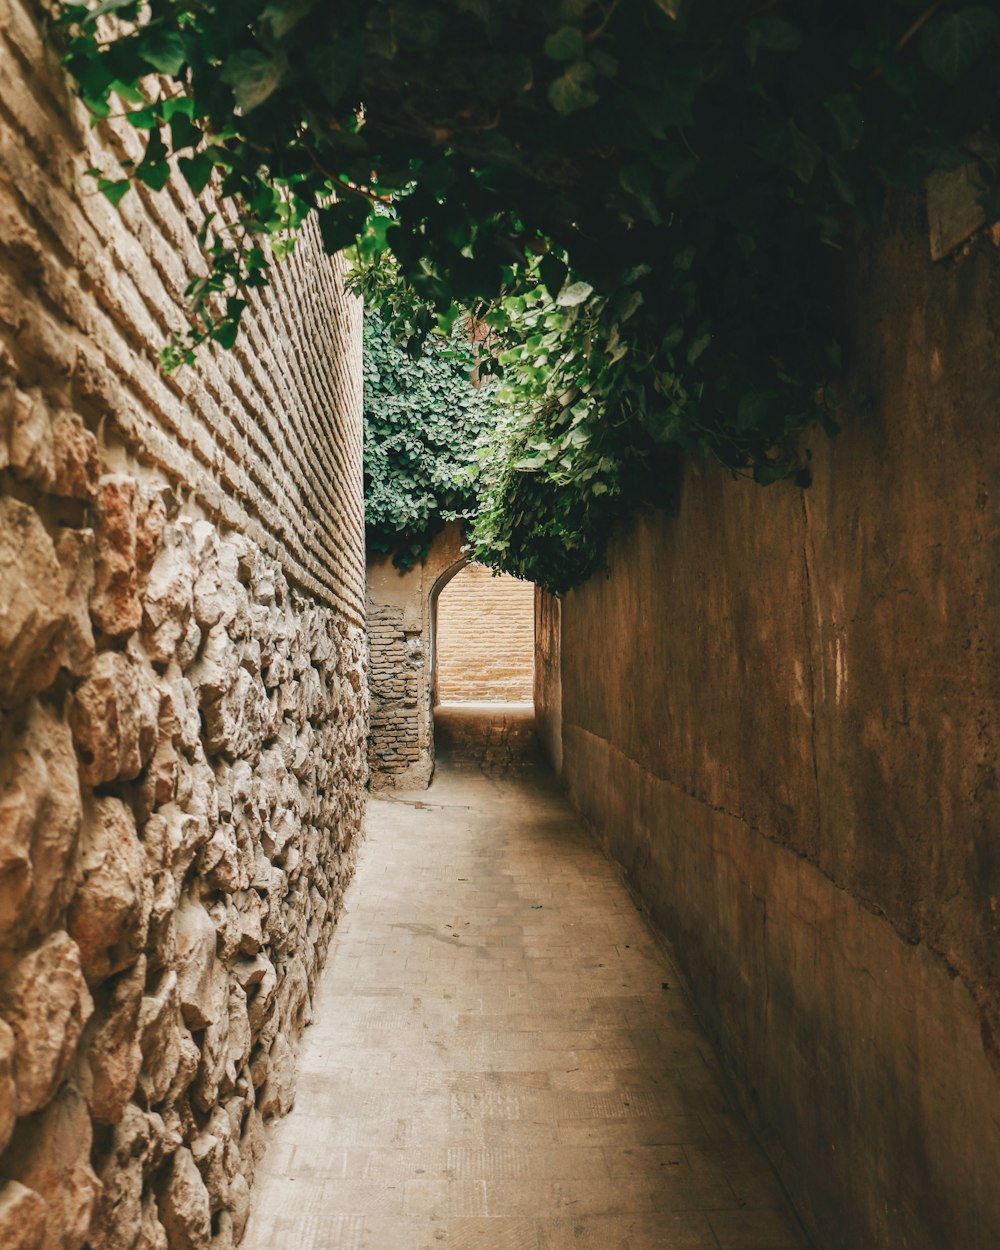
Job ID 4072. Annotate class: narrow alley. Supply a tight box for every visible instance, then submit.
[242,708,809,1250]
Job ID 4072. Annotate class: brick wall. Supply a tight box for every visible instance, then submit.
[0,5,367,1249]
[435,564,534,702]
[366,523,464,789]
[366,601,426,779]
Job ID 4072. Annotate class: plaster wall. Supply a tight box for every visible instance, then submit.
[537,206,1000,1249]
[0,6,367,1249]
[533,589,562,776]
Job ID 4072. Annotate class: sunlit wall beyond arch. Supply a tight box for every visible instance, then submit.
[435,564,534,703]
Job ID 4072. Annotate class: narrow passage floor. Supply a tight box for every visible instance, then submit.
[243,706,810,1250]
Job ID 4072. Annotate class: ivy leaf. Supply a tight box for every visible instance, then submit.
[97,177,130,206]
[686,333,711,364]
[81,0,138,26]
[125,106,159,130]
[736,391,768,430]
[260,0,314,41]
[479,52,534,101]
[619,163,662,224]
[178,154,214,195]
[169,112,200,151]
[589,49,619,78]
[162,97,193,122]
[137,26,186,75]
[64,52,114,102]
[110,78,145,105]
[824,91,864,151]
[544,26,585,61]
[220,50,288,113]
[556,279,593,306]
[136,159,170,191]
[757,119,820,184]
[920,6,998,81]
[318,199,371,254]
[539,254,567,300]
[753,458,790,485]
[211,319,241,350]
[135,130,170,190]
[548,61,599,114]
[745,16,802,62]
[826,155,856,207]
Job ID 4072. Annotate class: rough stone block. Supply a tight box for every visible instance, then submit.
[86,957,146,1125]
[90,475,142,640]
[156,1147,211,1250]
[142,524,194,666]
[0,1017,16,1156]
[54,529,96,678]
[3,1084,100,1250]
[0,497,68,707]
[50,410,100,500]
[0,1180,47,1250]
[69,651,158,786]
[174,896,224,1031]
[68,796,149,986]
[89,1103,168,1250]
[0,932,94,1117]
[137,971,183,1107]
[256,1031,295,1120]
[0,702,81,947]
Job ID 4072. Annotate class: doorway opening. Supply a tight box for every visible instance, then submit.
[432,562,535,707]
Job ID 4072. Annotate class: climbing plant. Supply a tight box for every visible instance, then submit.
[53,0,1000,588]
[362,305,497,568]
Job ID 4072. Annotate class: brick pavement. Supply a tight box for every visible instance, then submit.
[243,706,811,1250]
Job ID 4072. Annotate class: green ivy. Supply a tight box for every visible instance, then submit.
[51,0,1000,590]
[363,307,497,568]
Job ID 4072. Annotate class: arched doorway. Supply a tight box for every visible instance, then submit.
[432,562,535,705]
[366,523,537,789]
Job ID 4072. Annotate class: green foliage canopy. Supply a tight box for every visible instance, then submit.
[53,0,1000,588]
[363,307,497,568]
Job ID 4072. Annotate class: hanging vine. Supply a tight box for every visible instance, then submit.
[53,0,1000,588]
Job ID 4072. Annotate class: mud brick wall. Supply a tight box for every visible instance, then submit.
[365,523,465,789]
[365,601,426,782]
[537,204,1000,1250]
[435,564,534,703]
[0,5,367,1250]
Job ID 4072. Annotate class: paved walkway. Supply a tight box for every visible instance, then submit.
[243,706,810,1250]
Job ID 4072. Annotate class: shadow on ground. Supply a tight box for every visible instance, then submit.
[242,705,811,1250]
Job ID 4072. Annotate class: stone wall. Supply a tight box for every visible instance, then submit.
[0,6,367,1250]
[435,564,534,703]
[537,205,1000,1249]
[366,524,465,789]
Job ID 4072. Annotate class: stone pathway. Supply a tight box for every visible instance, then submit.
[243,706,811,1250]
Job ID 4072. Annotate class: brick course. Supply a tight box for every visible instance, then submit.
[435,564,534,702]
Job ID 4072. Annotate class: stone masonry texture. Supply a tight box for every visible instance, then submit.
[435,564,534,703]
[0,6,367,1250]
[536,200,1000,1250]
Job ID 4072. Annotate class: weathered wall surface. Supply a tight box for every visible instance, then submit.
[366,523,465,789]
[0,6,367,1250]
[539,207,1000,1249]
[533,589,562,775]
[435,564,534,703]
